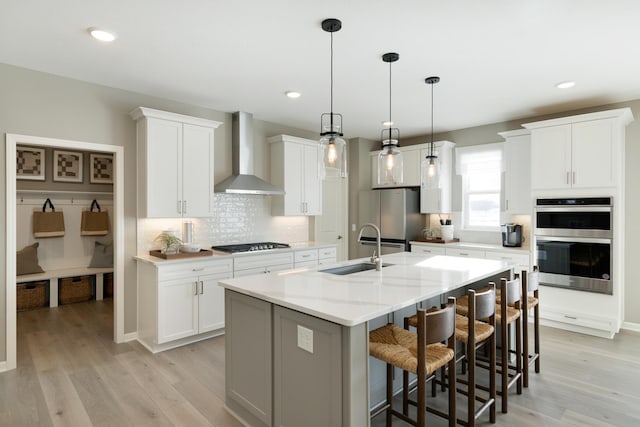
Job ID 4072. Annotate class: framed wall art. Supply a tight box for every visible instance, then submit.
[90,153,114,184]
[53,150,83,183]
[16,146,45,180]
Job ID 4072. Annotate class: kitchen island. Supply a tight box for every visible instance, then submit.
[219,252,511,427]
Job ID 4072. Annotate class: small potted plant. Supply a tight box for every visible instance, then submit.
[155,232,183,254]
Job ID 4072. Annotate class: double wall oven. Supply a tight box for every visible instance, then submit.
[534,197,613,295]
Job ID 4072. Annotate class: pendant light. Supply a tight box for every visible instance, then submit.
[318,18,347,179]
[377,52,403,186]
[421,76,441,189]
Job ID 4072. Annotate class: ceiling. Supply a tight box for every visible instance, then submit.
[2,0,640,140]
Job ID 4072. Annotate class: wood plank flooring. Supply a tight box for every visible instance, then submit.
[1,299,640,426]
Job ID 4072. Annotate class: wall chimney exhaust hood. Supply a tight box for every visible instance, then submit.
[214,112,285,195]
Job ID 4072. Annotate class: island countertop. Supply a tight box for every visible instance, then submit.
[218,252,510,327]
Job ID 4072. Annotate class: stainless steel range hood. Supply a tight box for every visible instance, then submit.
[214,111,285,195]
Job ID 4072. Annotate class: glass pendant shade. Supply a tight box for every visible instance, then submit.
[319,121,347,179]
[378,140,403,185]
[421,151,440,190]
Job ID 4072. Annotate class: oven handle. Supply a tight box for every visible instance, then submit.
[534,206,612,213]
[535,235,612,244]
[534,227,612,240]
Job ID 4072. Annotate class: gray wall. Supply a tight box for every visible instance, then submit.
[380,100,640,325]
[0,63,317,362]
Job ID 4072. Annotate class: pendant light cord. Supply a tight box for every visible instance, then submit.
[430,81,434,156]
[330,31,334,118]
[388,59,392,140]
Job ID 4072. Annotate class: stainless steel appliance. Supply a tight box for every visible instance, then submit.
[357,188,422,257]
[212,242,290,253]
[501,223,523,247]
[534,197,612,294]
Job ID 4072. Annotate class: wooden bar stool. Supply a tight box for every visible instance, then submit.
[452,285,497,426]
[522,266,540,387]
[369,298,457,427]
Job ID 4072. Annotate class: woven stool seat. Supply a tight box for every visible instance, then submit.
[369,324,455,375]
[454,314,494,343]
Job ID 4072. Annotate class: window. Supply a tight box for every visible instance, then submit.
[456,143,503,230]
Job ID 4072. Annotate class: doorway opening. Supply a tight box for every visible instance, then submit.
[4,134,125,371]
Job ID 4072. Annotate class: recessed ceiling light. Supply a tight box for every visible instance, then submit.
[285,91,301,99]
[88,28,116,42]
[382,120,393,127]
[556,81,575,89]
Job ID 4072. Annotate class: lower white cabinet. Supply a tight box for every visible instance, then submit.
[318,246,338,266]
[411,245,446,255]
[234,252,294,277]
[410,242,530,272]
[444,248,486,259]
[137,257,232,352]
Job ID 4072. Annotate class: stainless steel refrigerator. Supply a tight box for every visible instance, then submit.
[357,188,423,258]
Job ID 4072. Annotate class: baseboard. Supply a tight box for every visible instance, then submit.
[0,360,7,373]
[621,321,640,333]
[123,332,138,342]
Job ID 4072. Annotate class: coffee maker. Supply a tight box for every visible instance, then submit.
[501,223,523,247]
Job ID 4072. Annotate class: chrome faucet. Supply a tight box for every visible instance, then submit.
[357,223,382,271]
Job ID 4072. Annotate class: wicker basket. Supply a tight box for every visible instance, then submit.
[17,281,48,311]
[104,272,113,298]
[59,275,93,304]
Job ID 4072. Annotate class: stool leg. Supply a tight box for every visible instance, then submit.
[468,339,476,427]
[534,302,540,373]
[516,316,523,395]
[448,355,457,427]
[522,304,530,388]
[386,364,393,427]
[490,331,496,423]
[403,370,409,415]
[501,322,508,414]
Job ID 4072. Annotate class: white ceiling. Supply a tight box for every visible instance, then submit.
[2,0,640,140]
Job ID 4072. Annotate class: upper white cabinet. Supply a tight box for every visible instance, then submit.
[524,109,633,191]
[131,107,222,218]
[370,146,422,188]
[268,135,322,216]
[420,141,454,214]
[499,129,531,214]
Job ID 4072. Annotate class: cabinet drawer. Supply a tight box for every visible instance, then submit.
[485,252,530,268]
[158,258,233,281]
[318,246,337,260]
[295,249,318,263]
[234,252,294,272]
[445,248,485,258]
[411,245,446,255]
[295,260,318,269]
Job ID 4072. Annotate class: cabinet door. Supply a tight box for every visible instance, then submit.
[303,144,322,215]
[182,124,215,217]
[531,125,571,190]
[401,148,421,187]
[411,244,446,255]
[198,272,231,333]
[158,277,198,343]
[420,142,453,214]
[503,134,531,214]
[285,143,305,215]
[146,118,182,217]
[571,119,615,188]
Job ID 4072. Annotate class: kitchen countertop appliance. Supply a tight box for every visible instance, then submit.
[357,188,422,257]
[211,242,291,253]
[501,223,523,247]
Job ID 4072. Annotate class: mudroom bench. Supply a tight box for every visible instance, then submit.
[17,267,113,308]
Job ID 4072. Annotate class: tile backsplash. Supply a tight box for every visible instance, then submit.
[137,193,309,254]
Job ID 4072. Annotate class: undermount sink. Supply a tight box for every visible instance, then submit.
[320,262,392,275]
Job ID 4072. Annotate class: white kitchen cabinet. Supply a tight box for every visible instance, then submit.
[131,107,222,218]
[233,251,294,277]
[370,146,422,188]
[524,109,633,191]
[411,242,531,271]
[445,248,486,259]
[137,257,233,352]
[499,129,531,214]
[269,135,322,216]
[420,141,455,214]
[294,248,318,268]
[318,246,338,266]
[410,244,446,255]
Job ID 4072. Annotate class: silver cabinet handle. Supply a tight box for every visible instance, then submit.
[506,199,509,211]
[200,281,204,295]
[178,200,182,214]
[194,281,198,296]
[459,252,469,256]
[566,171,570,185]
[192,268,205,272]
[564,315,577,320]
[572,171,576,185]
[302,254,311,258]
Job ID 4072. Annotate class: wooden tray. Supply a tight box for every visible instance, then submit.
[149,249,214,259]
[414,238,459,244]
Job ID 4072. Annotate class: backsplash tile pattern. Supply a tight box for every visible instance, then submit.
[137,193,309,254]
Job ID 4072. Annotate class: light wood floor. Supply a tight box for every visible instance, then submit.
[2,300,640,426]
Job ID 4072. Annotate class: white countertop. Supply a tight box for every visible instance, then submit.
[410,240,530,254]
[219,252,510,327]
[135,241,337,265]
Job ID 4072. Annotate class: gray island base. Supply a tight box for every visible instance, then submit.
[219,252,512,427]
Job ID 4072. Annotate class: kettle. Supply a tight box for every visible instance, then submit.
[501,223,523,247]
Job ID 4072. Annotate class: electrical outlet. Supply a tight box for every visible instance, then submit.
[297,325,313,353]
[351,223,356,232]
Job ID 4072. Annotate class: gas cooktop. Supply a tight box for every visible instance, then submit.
[211,242,291,253]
